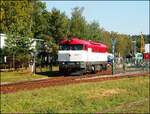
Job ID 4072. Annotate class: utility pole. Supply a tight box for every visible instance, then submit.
[12,38,17,71]
[33,51,36,75]
[132,40,136,64]
[111,38,116,75]
[133,41,136,55]
[13,51,15,71]
[31,39,44,75]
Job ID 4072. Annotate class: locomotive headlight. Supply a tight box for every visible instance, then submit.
[76,62,80,64]
[80,61,84,64]
[80,61,85,68]
[60,62,65,65]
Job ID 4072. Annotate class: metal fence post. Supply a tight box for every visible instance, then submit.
[111,38,116,75]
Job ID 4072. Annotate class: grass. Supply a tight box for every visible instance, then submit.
[0,71,47,83]
[102,98,149,113]
[0,66,59,83]
[1,76,149,113]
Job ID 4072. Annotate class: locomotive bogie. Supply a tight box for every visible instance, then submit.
[59,61,107,75]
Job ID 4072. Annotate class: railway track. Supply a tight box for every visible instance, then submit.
[0,70,149,94]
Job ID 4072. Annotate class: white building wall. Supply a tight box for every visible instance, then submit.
[0,34,6,48]
[144,44,150,53]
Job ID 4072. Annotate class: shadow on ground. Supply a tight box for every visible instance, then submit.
[36,71,61,77]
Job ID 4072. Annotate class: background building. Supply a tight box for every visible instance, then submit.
[0,33,6,48]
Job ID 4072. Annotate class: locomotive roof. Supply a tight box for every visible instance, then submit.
[59,37,107,48]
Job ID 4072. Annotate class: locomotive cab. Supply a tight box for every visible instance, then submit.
[58,43,87,74]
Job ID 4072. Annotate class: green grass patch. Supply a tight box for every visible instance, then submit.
[1,76,149,113]
[0,71,48,83]
[0,66,59,83]
[102,98,149,113]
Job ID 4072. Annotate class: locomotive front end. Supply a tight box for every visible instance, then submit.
[58,42,86,74]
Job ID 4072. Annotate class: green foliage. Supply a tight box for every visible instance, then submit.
[31,1,48,38]
[1,0,34,37]
[69,7,87,38]
[101,31,111,52]
[48,8,69,44]
[5,34,31,56]
[115,34,132,56]
[84,21,104,41]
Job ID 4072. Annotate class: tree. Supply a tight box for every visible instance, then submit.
[1,0,35,57]
[102,31,111,52]
[48,8,69,44]
[4,34,32,69]
[85,21,104,42]
[0,0,47,69]
[1,0,34,37]
[30,1,48,38]
[111,32,132,56]
[69,7,87,38]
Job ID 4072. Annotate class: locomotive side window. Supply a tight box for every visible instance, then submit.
[59,44,83,50]
[71,44,83,50]
[59,44,70,50]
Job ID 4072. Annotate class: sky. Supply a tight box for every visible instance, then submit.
[43,1,149,35]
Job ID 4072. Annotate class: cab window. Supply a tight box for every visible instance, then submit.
[71,44,83,50]
[59,44,70,50]
[59,44,83,50]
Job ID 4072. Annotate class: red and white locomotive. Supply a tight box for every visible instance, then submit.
[58,37,111,75]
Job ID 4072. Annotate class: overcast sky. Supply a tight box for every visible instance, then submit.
[43,1,149,35]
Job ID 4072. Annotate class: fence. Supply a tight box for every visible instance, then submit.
[114,57,149,74]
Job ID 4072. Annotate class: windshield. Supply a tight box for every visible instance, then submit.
[59,44,83,50]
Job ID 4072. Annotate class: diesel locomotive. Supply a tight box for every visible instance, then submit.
[58,37,111,75]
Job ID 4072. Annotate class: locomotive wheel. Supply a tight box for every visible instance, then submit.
[102,64,107,71]
[78,69,85,75]
[100,64,103,71]
[91,65,96,74]
[79,70,84,75]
